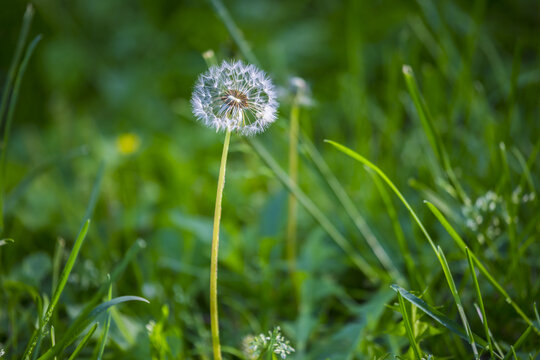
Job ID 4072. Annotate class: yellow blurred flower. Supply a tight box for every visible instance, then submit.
[116,133,141,155]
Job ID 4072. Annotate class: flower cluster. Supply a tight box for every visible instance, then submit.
[461,188,535,244]
[191,60,278,136]
[241,326,295,359]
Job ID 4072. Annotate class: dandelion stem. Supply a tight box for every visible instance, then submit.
[286,98,300,302]
[210,129,231,360]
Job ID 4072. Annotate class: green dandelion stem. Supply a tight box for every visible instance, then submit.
[210,129,231,360]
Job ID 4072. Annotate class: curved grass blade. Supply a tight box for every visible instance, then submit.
[301,133,402,283]
[90,238,146,308]
[0,4,34,130]
[37,296,149,360]
[94,278,113,360]
[64,237,147,348]
[397,291,422,360]
[391,285,489,349]
[424,200,540,335]
[324,140,439,255]
[66,323,98,360]
[0,33,42,233]
[248,138,381,281]
[22,220,91,360]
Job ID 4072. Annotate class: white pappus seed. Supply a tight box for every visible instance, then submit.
[191,60,278,136]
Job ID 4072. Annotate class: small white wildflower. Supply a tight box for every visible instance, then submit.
[145,320,156,333]
[242,335,260,360]
[0,349,5,357]
[191,60,278,136]
[241,326,295,360]
[512,186,522,204]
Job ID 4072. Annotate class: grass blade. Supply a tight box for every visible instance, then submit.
[424,200,540,335]
[301,133,402,283]
[324,140,439,255]
[466,248,494,359]
[38,296,149,360]
[366,168,412,284]
[437,246,478,358]
[391,285,489,348]
[207,0,258,65]
[66,323,98,360]
[502,326,533,360]
[0,4,34,132]
[248,138,381,281]
[23,220,91,360]
[94,278,113,360]
[401,65,468,203]
[0,34,42,233]
[397,291,422,360]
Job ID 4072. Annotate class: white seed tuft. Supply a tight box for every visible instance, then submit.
[191,60,278,136]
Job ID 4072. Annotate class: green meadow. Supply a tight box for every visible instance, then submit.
[0,0,539,359]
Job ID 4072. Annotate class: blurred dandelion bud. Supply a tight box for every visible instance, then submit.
[289,76,313,105]
[203,49,216,63]
[191,60,278,136]
[278,76,314,106]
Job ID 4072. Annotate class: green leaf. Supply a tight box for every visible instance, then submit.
[23,220,90,360]
[37,296,149,360]
[391,285,488,348]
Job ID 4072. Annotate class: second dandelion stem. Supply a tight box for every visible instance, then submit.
[210,129,231,360]
[287,101,300,301]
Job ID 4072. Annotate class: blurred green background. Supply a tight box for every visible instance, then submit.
[1,0,539,359]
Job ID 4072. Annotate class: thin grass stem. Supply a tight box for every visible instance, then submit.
[466,248,494,359]
[0,33,41,232]
[23,220,91,360]
[249,137,379,280]
[94,277,113,360]
[207,0,258,65]
[397,292,422,360]
[437,246,478,358]
[301,133,398,282]
[66,323,98,360]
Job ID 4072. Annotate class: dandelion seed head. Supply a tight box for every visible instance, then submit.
[191,60,278,136]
